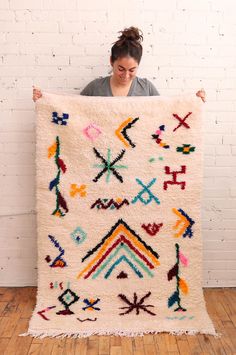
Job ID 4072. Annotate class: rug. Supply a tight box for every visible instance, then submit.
[22,92,216,338]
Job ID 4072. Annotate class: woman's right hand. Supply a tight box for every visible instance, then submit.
[33,86,42,102]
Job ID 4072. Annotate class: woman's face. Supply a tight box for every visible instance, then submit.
[110,56,139,85]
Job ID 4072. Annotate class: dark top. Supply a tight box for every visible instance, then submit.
[80,76,160,96]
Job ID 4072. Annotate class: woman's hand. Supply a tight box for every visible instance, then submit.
[33,86,42,102]
[196,88,206,102]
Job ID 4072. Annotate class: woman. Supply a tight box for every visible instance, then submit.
[33,26,205,101]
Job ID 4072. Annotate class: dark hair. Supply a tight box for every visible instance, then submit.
[110,26,143,64]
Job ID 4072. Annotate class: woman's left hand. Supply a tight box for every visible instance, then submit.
[196,89,206,102]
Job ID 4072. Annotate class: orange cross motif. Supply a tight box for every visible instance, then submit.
[70,184,87,198]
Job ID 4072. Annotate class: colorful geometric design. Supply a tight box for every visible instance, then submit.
[176,144,195,155]
[104,254,144,279]
[167,243,189,312]
[52,112,69,126]
[37,306,56,321]
[70,226,87,245]
[49,281,63,290]
[132,178,160,205]
[70,184,87,198]
[163,165,186,190]
[27,93,217,337]
[83,123,102,141]
[118,292,156,316]
[172,208,195,238]
[77,219,160,280]
[46,235,67,268]
[48,136,68,217]
[141,222,163,236]
[115,117,139,148]
[56,288,79,315]
[152,125,170,149]
[90,198,129,210]
[93,148,128,183]
[82,298,101,311]
[172,112,192,132]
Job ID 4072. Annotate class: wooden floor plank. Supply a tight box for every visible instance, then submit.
[205,288,236,354]
[0,311,21,338]
[27,343,42,355]
[1,289,21,317]
[20,287,36,320]
[38,337,55,355]
[176,335,192,355]
[51,338,66,355]
[153,334,169,355]
[121,337,133,355]
[110,336,121,346]
[74,338,88,355]
[99,335,110,354]
[4,318,32,355]
[110,346,122,355]
[63,338,77,354]
[197,334,216,355]
[210,318,235,355]
[0,288,15,302]
[0,302,7,316]
[133,336,145,353]
[164,333,178,352]
[222,321,236,349]
[87,338,99,355]
[186,335,203,354]
[143,334,154,345]
[144,343,158,355]
[0,338,10,353]
[223,289,236,327]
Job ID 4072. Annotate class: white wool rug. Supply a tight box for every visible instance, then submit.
[22,93,216,338]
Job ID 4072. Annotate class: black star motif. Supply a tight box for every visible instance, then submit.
[118,291,156,316]
[93,147,127,183]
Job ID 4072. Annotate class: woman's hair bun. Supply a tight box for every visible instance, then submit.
[110,26,143,64]
[118,26,143,44]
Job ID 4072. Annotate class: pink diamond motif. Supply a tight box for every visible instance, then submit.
[83,124,102,141]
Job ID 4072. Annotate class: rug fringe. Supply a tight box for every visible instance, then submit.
[20,329,220,339]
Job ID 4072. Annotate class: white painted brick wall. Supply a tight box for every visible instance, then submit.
[0,0,236,287]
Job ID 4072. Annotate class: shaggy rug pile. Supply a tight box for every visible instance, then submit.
[23,93,216,338]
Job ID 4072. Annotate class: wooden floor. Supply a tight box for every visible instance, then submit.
[0,288,235,355]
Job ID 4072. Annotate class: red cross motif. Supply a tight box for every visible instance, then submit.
[163,165,186,190]
[173,112,192,132]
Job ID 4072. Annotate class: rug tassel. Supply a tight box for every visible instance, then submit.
[19,329,221,339]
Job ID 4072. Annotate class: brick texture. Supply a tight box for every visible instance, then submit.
[0,0,236,286]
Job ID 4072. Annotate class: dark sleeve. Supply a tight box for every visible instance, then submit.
[148,80,160,96]
[80,79,97,96]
